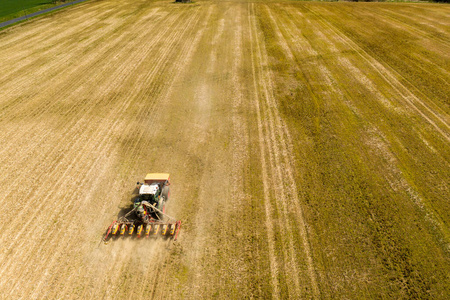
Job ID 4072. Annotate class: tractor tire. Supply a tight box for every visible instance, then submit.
[157,198,165,219]
[162,186,170,201]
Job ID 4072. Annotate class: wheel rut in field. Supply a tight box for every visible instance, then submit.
[248,3,320,298]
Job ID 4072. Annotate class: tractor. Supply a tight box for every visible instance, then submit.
[103,173,181,243]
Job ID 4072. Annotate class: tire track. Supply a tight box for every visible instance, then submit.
[247,4,282,298]
[227,3,255,296]
[249,2,320,298]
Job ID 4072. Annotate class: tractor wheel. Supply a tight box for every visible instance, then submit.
[157,198,165,219]
[162,186,170,201]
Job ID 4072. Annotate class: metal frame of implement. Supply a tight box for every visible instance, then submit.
[103,201,181,243]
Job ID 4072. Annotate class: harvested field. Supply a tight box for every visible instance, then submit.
[0,0,449,298]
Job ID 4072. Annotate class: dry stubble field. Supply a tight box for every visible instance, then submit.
[0,0,449,299]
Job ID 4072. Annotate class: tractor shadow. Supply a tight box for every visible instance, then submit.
[117,203,135,219]
[117,192,140,219]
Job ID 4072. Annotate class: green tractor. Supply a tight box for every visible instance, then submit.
[103,173,181,243]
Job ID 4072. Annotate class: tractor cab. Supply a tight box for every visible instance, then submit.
[138,183,160,204]
[135,173,170,217]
